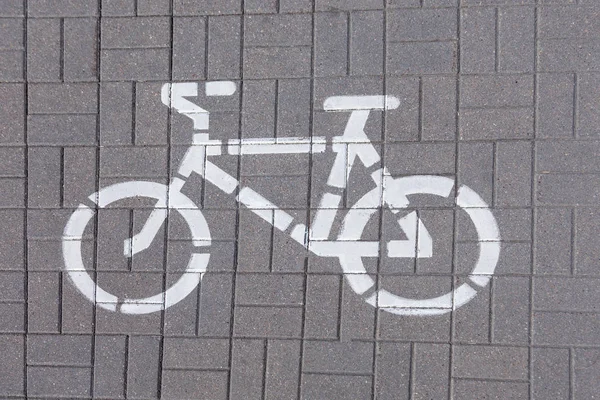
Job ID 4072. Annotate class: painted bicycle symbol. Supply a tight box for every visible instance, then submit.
[62,81,500,316]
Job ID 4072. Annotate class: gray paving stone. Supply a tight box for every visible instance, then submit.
[134,82,169,145]
[0,84,24,143]
[0,18,24,50]
[101,0,136,16]
[138,0,171,15]
[537,173,600,205]
[207,16,241,79]
[412,343,450,400]
[101,48,170,81]
[452,380,529,400]
[314,12,347,77]
[27,18,61,82]
[0,303,25,333]
[244,0,278,13]
[302,374,372,400]
[453,345,528,380]
[28,114,97,145]
[498,6,535,73]
[461,75,534,108]
[422,76,457,141]
[304,274,340,339]
[531,347,570,400]
[453,277,491,343]
[385,142,456,175]
[458,142,494,205]
[241,79,276,138]
[0,49,24,81]
[100,82,133,145]
[577,73,600,137]
[162,370,229,400]
[27,272,60,333]
[30,83,97,115]
[265,339,301,400]
[0,1,23,15]
[304,340,373,374]
[94,335,127,399]
[538,38,600,72]
[388,8,457,42]
[163,338,229,369]
[0,335,25,396]
[0,271,25,302]
[388,41,457,75]
[100,146,168,177]
[27,147,61,208]
[341,277,376,340]
[245,14,312,47]
[233,305,303,337]
[460,108,534,140]
[27,334,92,366]
[173,17,206,81]
[0,210,24,270]
[173,0,241,15]
[28,0,97,16]
[279,0,313,12]
[27,366,92,398]
[315,0,383,10]
[63,147,97,207]
[574,208,600,275]
[125,335,161,399]
[277,78,311,138]
[495,141,532,207]
[61,274,95,334]
[537,73,575,138]
[64,18,98,81]
[196,272,233,337]
[102,17,170,49]
[230,339,265,400]
[375,342,410,400]
[460,7,496,73]
[491,277,530,344]
[235,273,304,306]
[573,348,600,400]
[534,311,600,346]
[535,208,572,275]
[244,46,312,79]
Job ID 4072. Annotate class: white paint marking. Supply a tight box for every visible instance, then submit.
[324,95,400,111]
[227,137,326,155]
[309,193,342,240]
[204,161,239,194]
[205,81,236,96]
[387,211,433,258]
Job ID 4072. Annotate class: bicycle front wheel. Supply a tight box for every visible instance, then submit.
[337,175,500,316]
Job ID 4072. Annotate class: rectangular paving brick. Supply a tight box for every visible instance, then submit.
[388,8,457,41]
[163,338,229,369]
[460,8,495,73]
[265,339,301,400]
[574,208,600,275]
[173,17,206,81]
[235,273,304,306]
[94,335,126,399]
[453,345,528,380]
[0,84,25,143]
[388,42,456,75]
[314,12,347,77]
[101,48,170,81]
[453,380,529,400]
[233,306,303,337]
[173,0,241,15]
[230,339,265,400]
[29,0,97,16]
[577,73,600,137]
[537,174,600,205]
[375,342,410,400]
[27,334,92,366]
[102,17,170,48]
[0,335,24,396]
[244,46,312,79]
[63,18,98,81]
[535,208,572,275]
[350,11,384,75]
[498,6,535,72]
[302,374,372,400]
[534,311,600,346]
[27,18,61,82]
[459,108,533,140]
[492,277,530,344]
[126,335,161,399]
[538,73,575,138]
[573,348,600,399]
[532,347,570,400]
[413,343,450,400]
[245,14,312,47]
[304,274,340,339]
[495,141,532,206]
[422,76,456,141]
[461,75,534,108]
[207,16,241,79]
[304,341,373,374]
[28,115,97,145]
[27,366,91,398]
[28,272,60,333]
[162,370,229,400]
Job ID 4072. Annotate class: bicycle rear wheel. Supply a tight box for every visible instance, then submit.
[62,181,211,314]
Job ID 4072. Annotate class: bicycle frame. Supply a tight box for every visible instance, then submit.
[125,82,417,262]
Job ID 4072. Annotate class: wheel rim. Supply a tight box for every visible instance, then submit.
[62,181,210,314]
[338,175,500,316]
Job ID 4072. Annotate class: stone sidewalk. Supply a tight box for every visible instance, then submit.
[1,0,600,399]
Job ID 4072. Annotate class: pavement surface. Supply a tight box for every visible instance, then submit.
[1,0,600,399]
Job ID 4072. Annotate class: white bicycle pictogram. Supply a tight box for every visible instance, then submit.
[62,81,500,316]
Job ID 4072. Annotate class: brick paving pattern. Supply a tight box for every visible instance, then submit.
[1,0,600,399]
